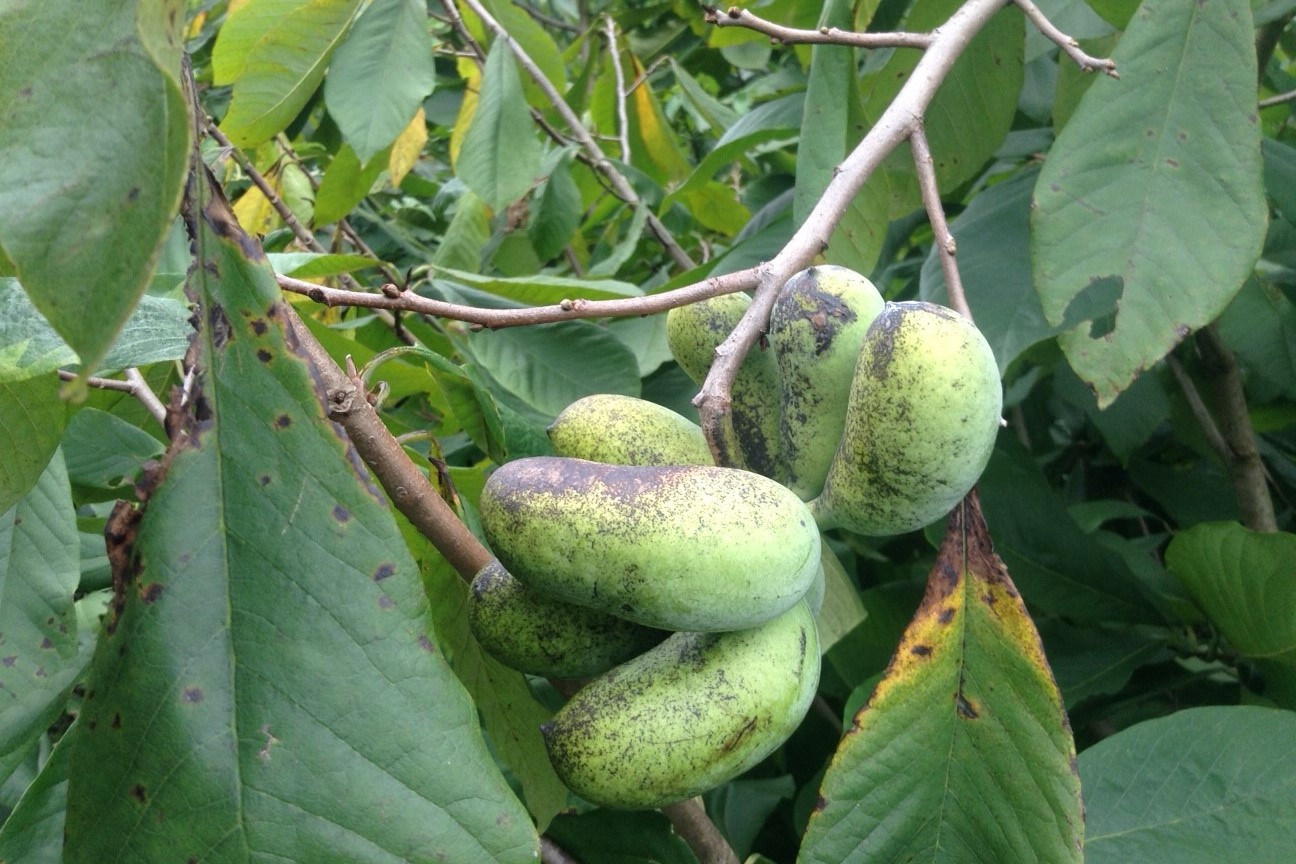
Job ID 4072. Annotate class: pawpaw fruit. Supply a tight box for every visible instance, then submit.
[812,301,1001,535]
[468,560,669,679]
[479,457,819,632]
[542,600,820,809]
[768,265,884,499]
[547,394,713,467]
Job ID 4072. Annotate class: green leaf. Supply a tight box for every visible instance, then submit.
[669,93,802,203]
[433,190,493,272]
[0,0,189,377]
[979,438,1160,623]
[61,175,538,863]
[800,496,1083,864]
[213,0,363,147]
[921,168,1061,372]
[794,0,857,226]
[0,451,88,778]
[0,729,71,864]
[1081,706,1296,863]
[457,40,542,212]
[545,809,699,864]
[528,150,583,262]
[314,143,389,225]
[1262,137,1296,226]
[267,251,381,279]
[421,555,568,831]
[0,279,192,381]
[1166,522,1296,665]
[434,283,641,417]
[61,409,165,501]
[0,375,65,515]
[1032,0,1267,407]
[434,268,642,305]
[324,0,436,163]
[1037,619,1167,708]
[1216,278,1296,401]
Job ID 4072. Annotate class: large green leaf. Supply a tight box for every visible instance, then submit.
[0,730,71,864]
[921,168,1061,372]
[0,375,65,516]
[1081,706,1296,863]
[0,451,88,779]
[456,39,543,213]
[1165,522,1296,666]
[0,0,189,377]
[61,177,538,863]
[1032,0,1267,406]
[214,0,362,147]
[324,0,436,163]
[794,0,857,226]
[799,495,1083,864]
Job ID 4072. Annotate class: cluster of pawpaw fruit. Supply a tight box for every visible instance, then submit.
[467,264,1002,811]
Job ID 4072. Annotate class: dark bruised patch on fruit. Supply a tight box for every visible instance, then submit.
[183,686,204,704]
[372,562,395,582]
[139,583,164,604]
[721,715,758,752]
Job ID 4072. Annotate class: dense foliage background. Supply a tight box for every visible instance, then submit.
[0,0,1294,861]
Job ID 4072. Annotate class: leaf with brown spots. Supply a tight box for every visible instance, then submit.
[61,170,538,864]
[799,492,1083,864]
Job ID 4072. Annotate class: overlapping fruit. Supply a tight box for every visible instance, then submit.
[466,265,1002,810]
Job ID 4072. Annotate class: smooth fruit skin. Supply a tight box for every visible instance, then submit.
[547,394,713,467]
[468,560,669,679]
[479,457,820,632]
[542,600,820,810]
[666,294,784,480]
[812,301,1002,536]
[769,266,885,500]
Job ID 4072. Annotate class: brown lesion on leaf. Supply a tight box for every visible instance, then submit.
[208,303,233,349]
[274,414,292,429]
[372,563,395,581]
[332,504,351,523]
[138,583,164,604]
[256,348,273,363]
[910,644,933,657]
[182,686,204,704]
[130,783,147,804]
[378,595,395,609]
[105,499,144,635]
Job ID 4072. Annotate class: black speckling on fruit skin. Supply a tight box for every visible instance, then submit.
[814,301,1002,536]
[467,561,669,679]
[665,295,785,482]
[768,266,884,500]
[479,457,820,632]
[547,394,713,467]
[541,600,820,810]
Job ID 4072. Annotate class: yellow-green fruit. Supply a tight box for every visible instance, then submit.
[480,457,819,632]
[468,561,669,679]
[665,295,784,480]
[769,265,885,500]
[542,600,820,810]
[812,301,1001,536]
[547,394,713,467]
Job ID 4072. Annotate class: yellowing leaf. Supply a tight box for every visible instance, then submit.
[389,107,427,187]
[232,171,283,236]
[450,57,481,170]
[627,55,690,183]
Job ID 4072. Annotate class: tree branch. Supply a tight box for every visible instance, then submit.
[703,5,932,49]
[1260,88,1296,108]
[282,308,495,579]
[57,368,168,426]
[660,799,740,864]
[450,0,697,271]
[1013,0,1119,77]
[604,15,631,163]
[694,0,1016,444]
[276,269,760,328]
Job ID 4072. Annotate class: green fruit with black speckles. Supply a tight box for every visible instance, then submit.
[811,301,1002,536]
[480,457,819,632]
[468,560,670,679]
[769,265,885,500]
[547,394,713,467]
[541,600,820,809]
[666,294,784,480]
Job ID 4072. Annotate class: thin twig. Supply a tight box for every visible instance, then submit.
[1013,0,1119,77]
[57,368,168,426]
[703,5,931,49]
[540,836,581,864]
[910,125,970,320]
[604,15,631,163]
[1260,88,1296,108]
[451,0,696,271]
[660,799,740,864]
[276,269,760,328]
[1166,354,1231,463]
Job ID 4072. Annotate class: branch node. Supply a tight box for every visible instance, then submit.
[380,282,404,298]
